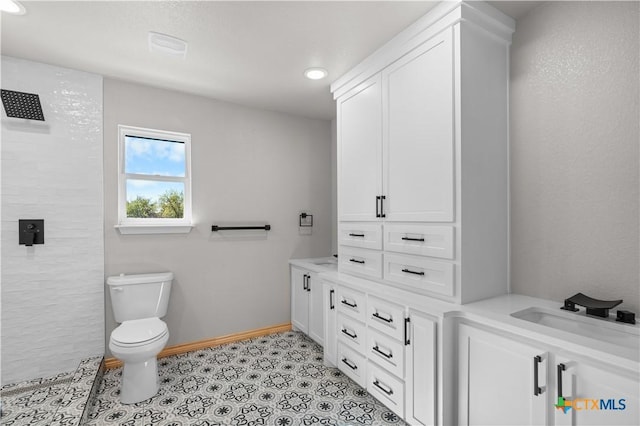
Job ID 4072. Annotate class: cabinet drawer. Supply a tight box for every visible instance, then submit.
[384,224,454,259]
[338,343,367,388]
[384,253,454,296]
[367,328,404,378]
[339,246,383,279]
[337,287,366,323]
[367,295,405,341]
[337,313,366,353]
[339,223,383,250]
[367,361,405,418]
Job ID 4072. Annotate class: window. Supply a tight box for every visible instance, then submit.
[117,125,192,233]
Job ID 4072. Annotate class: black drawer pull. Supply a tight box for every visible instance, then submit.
[380,195,386,218]
[373,345,392,359]
[329,289,335,310]
[373,380,393,395]
[557,363,566,398]
[404,317,411,345]
[375,196,381,218]
[534,355,543,396]
[372,312,393,323]
[402,237,425,242]
[342,358,357,370]
[402,268,424,276]
[349,258,365,264]
[341,328,357,339]
[341,299,357,308]
[349,233,365,237]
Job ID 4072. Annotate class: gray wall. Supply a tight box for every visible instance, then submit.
[104,79,332,355]
[510,1,639,313]
[1,57,104,385]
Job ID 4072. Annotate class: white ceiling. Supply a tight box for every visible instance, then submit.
[1,1,542,121]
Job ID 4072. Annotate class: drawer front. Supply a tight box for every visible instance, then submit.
[367,328,404,378]
[339,246,383,279]
[384,253,454,296]
[384,224,454,259]
[337,314,366,353]
[367,295,405,341]
[337,287,366,323]
[339,223,383,250]
[367,361,405,418]
[338,343,367,388]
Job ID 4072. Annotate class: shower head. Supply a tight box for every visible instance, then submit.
[1,89,45,121]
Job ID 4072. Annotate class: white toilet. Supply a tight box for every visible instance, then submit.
[107,272,173,404]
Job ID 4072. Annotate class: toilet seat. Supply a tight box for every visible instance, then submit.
[111,318,168,347]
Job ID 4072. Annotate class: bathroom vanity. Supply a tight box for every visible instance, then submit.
[289,258,640,425]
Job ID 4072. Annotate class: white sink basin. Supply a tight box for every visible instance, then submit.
[511,306,640,350]
[310,259,338,270]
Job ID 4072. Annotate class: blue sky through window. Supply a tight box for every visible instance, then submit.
[125,135,185,201]
[125,136,185,177]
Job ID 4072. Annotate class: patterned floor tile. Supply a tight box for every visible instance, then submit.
[87,331,407,425]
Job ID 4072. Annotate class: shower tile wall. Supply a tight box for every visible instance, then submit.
[1,56,104,385]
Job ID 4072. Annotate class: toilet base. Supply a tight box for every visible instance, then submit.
[119,357,159,404]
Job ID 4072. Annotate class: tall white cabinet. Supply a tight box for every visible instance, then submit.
[333,0,515,304]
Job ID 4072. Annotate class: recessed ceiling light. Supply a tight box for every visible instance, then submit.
[0,0,26,15]
[304,68,328,80]
[148,31,188,59]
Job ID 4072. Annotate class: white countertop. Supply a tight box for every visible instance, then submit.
[289,257,640,373]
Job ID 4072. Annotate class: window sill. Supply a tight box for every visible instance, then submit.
[115,224,194,235]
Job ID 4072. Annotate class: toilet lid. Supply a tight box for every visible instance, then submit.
[111,318,168,346]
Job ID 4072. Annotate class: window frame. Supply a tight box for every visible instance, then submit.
[117,125,192,230]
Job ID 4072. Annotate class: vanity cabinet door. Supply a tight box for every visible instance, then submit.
[338,75,383,222]
[291,266,309,334]
[554,356,639,426]
[307,273,324,346]
[382,29,454,223]
[322,281,337,366]
[457,323,549,425]
[405,310,437,426]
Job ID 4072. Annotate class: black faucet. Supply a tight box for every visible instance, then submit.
[561,293,622,318]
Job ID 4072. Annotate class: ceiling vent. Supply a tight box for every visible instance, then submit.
[148,32,188,59]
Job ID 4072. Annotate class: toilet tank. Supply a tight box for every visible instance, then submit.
[107,272,173,323]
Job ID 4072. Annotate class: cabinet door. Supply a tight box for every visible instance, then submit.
[457,323,548,425]
[322,282,337,366]
[338,75,383,221]
[405,310,437,426]
[554,356,639,425]
[382,29,454,222]
[307,274,324,346]
[290,267,309,334]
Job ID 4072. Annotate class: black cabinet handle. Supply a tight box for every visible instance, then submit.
[534,355,543,396]
[306,275,311,292]
[329,289,335,310]
[375,196,381,218]
[341,299,357,308]
[349,233,365,237]
[402,268,424,276]
[303,274,308,291]
[402,237,425,242]
[342,358,357,370]
[350,258,365,264]
[372,312,393,323]
[341,328,357,339]
[373,345,393,359]
[557,363,566,398]
[380,195,386,218]
[373,380,393,395]
[404,317,411,345]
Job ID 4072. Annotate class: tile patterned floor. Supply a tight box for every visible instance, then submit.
[88,331,407,425]
[0,356,102,426]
